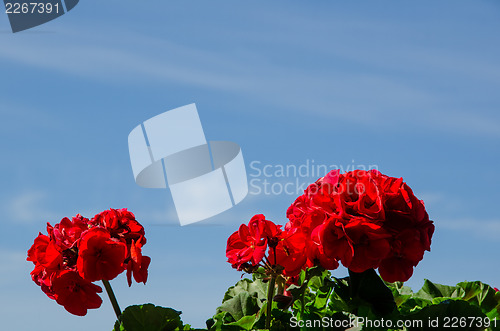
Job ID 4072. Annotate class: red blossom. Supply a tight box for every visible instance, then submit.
[27,233,62,271]
[318,218,353,266]
[51,271,103,316]
[227,169,434,284]
[226,214,281,270]
[268,230,307,277]
[305,240,339,271]
[126,238,151,286]
[28,209,150,316]
[343,220,391,272]
[30,263,57,299]
[77,227,127,282]
[288,169,434,282]
[90,208,145,245]
[49,215,89,249]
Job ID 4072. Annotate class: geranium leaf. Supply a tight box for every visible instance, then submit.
[348,268,396,316]
[404,300,486,331]
[114,304,183,331]
[415,279,461,300]
[223,278,267,307]
[227,315,256,330]
[456,281,500,318]
[217,292,260,322]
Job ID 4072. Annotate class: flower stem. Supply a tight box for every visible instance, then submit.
[102,280,122,321]
[265,275,276,330]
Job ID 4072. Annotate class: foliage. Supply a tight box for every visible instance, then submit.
[206,267,500,331]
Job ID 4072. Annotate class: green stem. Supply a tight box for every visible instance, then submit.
[102,280,122,321]
[276,276,284,295]
[300,279,307,318]
[265,275,276,330]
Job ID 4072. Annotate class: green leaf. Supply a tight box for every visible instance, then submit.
[386,282,415,309]
[415,279,462,301]
[207,311,242,331]
[252,267,268,281]
[209,277,269,330]
[223,278,268,308]
[208,309,262,331]
[410,280,500,318]
[269,309,294,331]
[405,300,486,331]
[328,290,351,313]
[386,281,414,298]
[114,304,183,331]
[217,292,260,322]
[456,281,500,318]
[298,269,306,285]
[331,277,350,307]
[348,268,396,316]
[286,283,306,301]
[228,315,256,330]
[386,282,433,314]
[306,265,328,279]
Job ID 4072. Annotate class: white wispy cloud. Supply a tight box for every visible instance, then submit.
[0,100,61,134]
[0,249,32,283]
[1,9,500,139]
[0,27,252,90]
[4,191,58,224]
[2,190,93,224]
[439,219,500,241]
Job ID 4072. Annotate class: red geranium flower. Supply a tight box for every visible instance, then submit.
[318,218,354,266]
[342,219,391,272]
[268,229,309,277]
[30,263,57,299]
[27,233,62,271]
[307,172,342,215]
[77,228,127,282]
[226,214,281,270]
[379,228,428,282]
[51,270,103,316]
[305,239,339,271]
[90,208,146,245]
[126,237,151,286]
[336,170,385,221]
[28,209,150,316]
[49,215,89,249]
[282,169,434,282]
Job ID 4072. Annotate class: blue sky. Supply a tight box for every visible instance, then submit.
[1,1,500,329]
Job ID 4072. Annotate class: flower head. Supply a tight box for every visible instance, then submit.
[226,214,281,270]
[27,209,150,316]
[77,227,127,282]
[283,169,434,282]
[52,271,103,316]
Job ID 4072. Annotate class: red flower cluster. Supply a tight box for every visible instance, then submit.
[288,169,434,282]
[226,170,434,283]
[226,214,336,279]
[226,214,280,270]
[27,209,151,316]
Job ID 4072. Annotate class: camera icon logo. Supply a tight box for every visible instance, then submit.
[128,104,249,226]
